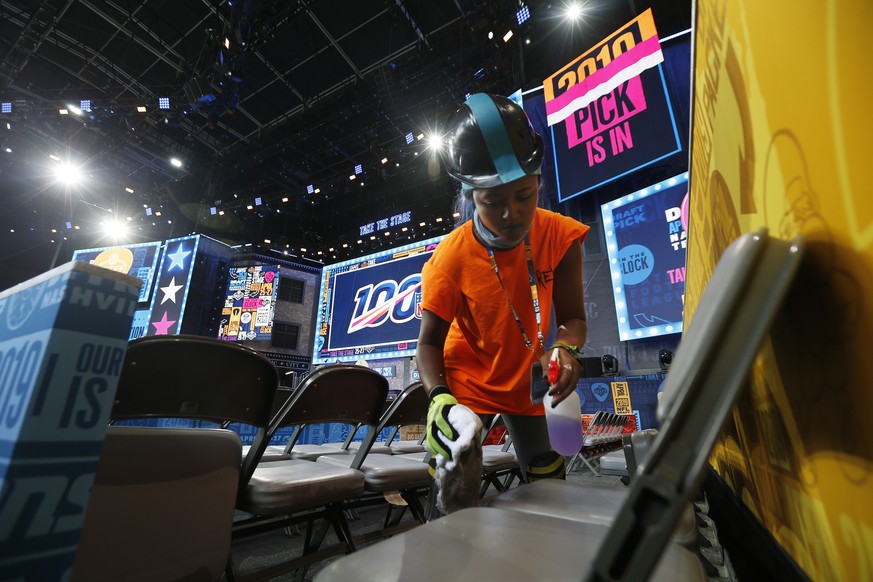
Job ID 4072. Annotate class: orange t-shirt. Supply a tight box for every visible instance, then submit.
[421,208,589,415]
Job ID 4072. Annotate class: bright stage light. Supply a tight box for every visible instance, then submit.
[516,6,530,25]
[158,97,170,110]
[170,157,183,167]
[53,163,82,185]
[426,134,444,151]
[2,102,12,114]
[565,3,582,21]
[101,219,128,239]
[503,30,514,42]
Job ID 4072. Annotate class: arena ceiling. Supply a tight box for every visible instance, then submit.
[0,0,690,288]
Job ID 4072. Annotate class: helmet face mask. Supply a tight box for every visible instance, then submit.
[445,93,544,190]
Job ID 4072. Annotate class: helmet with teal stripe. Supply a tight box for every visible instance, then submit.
[445,93,544,189]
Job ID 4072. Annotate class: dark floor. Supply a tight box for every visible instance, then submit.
[226,461,737,582]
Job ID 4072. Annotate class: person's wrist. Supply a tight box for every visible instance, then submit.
[429,384,453,406]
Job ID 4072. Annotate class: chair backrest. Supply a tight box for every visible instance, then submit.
[369,381,427,445]
[269,364,389,459]
[112,334,279,426]
[588,228,804,581]
[273,364,388,428]
[381,381,427,428]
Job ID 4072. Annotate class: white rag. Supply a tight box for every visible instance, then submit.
[433,404,484,514]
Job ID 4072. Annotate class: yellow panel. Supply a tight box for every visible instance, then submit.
[689,1,873,578]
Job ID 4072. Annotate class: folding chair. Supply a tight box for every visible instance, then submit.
[314,228,804,582]
[231,364,388,580]
[71,335,279,582]
[479,415,522,496]
[316,382,433,531]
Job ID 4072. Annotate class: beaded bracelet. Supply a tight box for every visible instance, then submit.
[548,341,582,360]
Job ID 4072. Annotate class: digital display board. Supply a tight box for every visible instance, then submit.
[543,9,682,201]
[313,235,445,364]
[218,265,280,341]
[72,240,161,303]
[601,172,688,340]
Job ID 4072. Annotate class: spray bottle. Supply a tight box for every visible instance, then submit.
[543,348,584,456]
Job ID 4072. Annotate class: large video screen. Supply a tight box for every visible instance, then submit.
[218,265,279,341]
[313,235,445,364]
[72,240,162,303]
[601,172,688,341]
[543,9,682,202]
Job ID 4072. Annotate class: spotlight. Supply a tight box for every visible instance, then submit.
[405,132,414,145]
[307,184,314,194]
[158,97,170,110]
[381,157,388,164]
[503,30,514,42]
[516,6,530,25]
[136,105,147,113]
[80,100,91,112]
[425,134,444,151]
[565,3,582,21]
[101,219,128,239]
[602,354,619,375]
[354,164,362,174]
[1,102,11,114]
[658,349,674,372]
[170,157,182,168]
[53,163,82,185]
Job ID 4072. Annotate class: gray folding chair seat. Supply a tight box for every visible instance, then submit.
[242,444,291,462]
[314,506,706,582]
[480,448,517,475]
[598,450,627,475]
[388,439,425,454]
[320,440,394,455]
[287,443,374,460]
[240,459,366,515]
[317,452,431,491]
[486,479,698,549]
[480,428,522,495]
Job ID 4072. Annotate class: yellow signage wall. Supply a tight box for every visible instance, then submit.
[689,1,873,579]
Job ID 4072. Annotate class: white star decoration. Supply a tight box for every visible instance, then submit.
[160,277,184,304]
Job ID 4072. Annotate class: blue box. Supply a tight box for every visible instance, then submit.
[0,261,140,581]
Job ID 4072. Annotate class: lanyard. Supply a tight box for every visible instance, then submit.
[487,235,544,357]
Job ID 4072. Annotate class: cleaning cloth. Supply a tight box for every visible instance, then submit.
[432,404,483,514]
